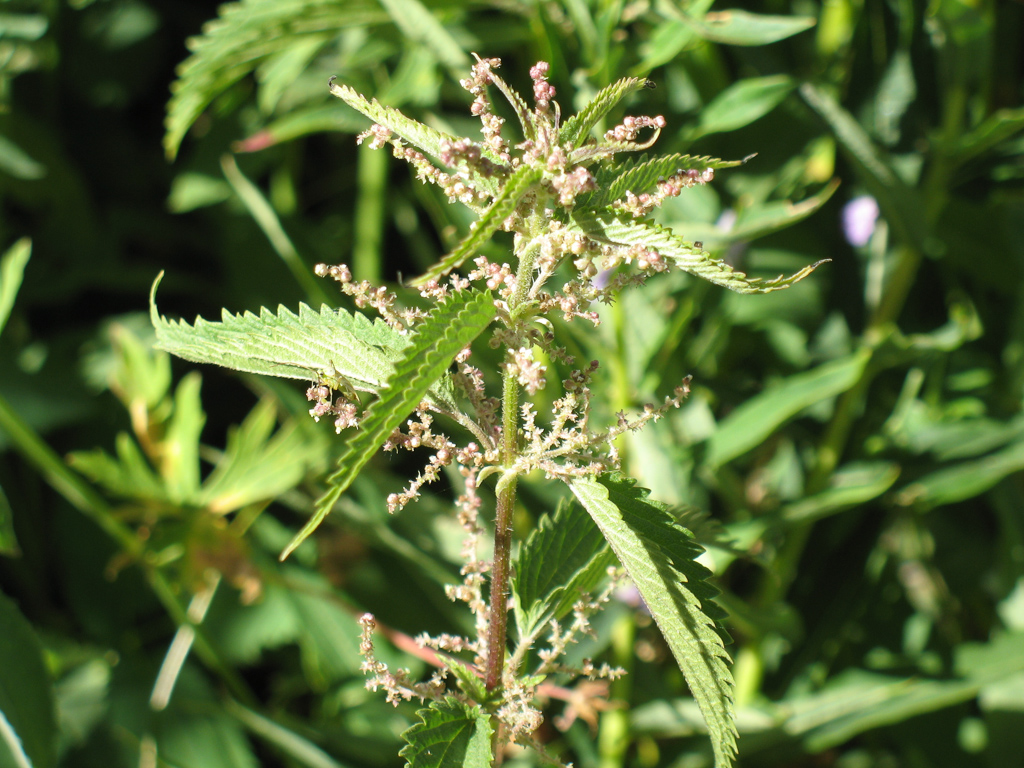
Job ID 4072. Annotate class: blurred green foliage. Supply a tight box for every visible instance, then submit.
[1,0,1023,766]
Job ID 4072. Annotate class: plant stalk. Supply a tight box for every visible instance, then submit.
[484,227,543,693]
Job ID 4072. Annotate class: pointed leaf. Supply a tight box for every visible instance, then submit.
[680,9,816,46]
[567,209,827,293]
[0,238,31,338]
[378,0,469,82]
[164,372,206,503]
[0,591,55,768]
[150,272,457,413]
[570,475,736,768]
[692,76,795,138]
[585,153,746,209]
[198,399,323,514]
[281,289,496,559]
[329,78,504,197]
[400,698,493,768]
[512,497,613,640]
[0,484,18,557]
[410,164,544,286]
[560,77,652,149]
[728,179,840,241]
[799,82,929,249]
[164,0,387,159]
[706,351,871,468]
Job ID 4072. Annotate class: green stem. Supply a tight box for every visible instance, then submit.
[0,392,256,707]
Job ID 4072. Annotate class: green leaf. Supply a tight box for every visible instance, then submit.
[512,497,613,641]
[566,208,827,294]
[224,698,346,768]
[0,485,17,557]
[692,76,795,138]
[163,372,206,504]
[570,475,736,768]
[799,82,929,249]
[150,272,457,413]
[728,179,840,241]
[950,107,1024,166]
[780,462,901,523]
[68,432,168,503]
[560,76,652,150]
[378,0,470,82]
[585,153,746,210]
[0,238,31,339]
[164,0,388,159]
[894,438,1024,510]
[679,9,816,46]
[442,658,488,703]
[705,351,871,468]
[220,155,330,306]
[410,164,543,286]
[284,568,364,688]
[0,135,45,180]
[198,398,322,514]
[399,698,493,768]
[328,78,504,197]
[281,289,496,560]
[0,590,56,768]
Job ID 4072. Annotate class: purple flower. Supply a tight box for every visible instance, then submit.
[842,195,880,247]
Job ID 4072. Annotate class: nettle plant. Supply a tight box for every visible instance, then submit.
[152,57,823,767]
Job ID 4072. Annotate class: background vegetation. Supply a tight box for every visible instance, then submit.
[1,0,1023,766]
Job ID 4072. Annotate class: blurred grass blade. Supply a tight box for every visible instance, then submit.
[677,9,816,46]
[378,0,470,82]
[220,155,330,306]
[730,179,840,241]
[894,439,1024,510]
[0,238,31,338]
[0,484,18,556]
[691,76,795,139]
[225,699,348,768]
[799,82,929,249]
[780,462,901,523]
[706,350,871,468]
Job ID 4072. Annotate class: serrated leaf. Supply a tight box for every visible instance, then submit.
[282,289,496,559]
[410,164,544,286]
[164,0,388,159]
[567,209,827,294]
[679,9,816,46]
[570,475,736,768]
[560,76,652,150]
[512,497,613,641]
[328,78,505,197]
[400,698,492,768]
[149,272,457,413]
[442,658,488,703]
[585,153,746,209]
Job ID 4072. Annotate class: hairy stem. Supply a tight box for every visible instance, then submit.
[484,227,543,693]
